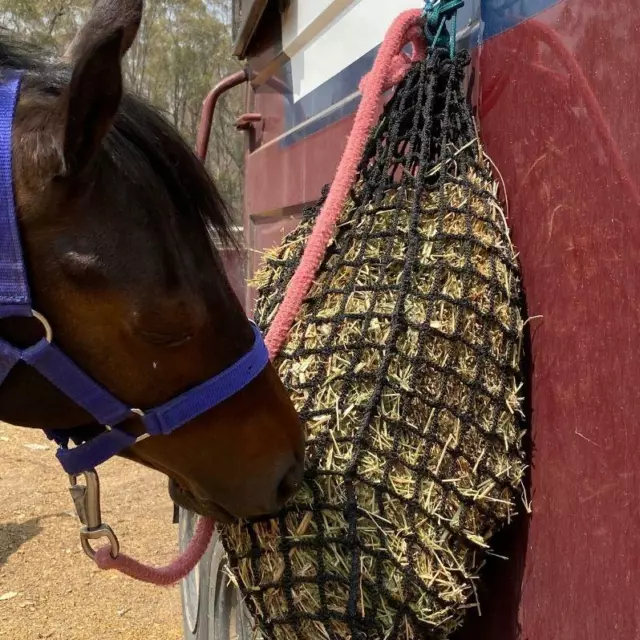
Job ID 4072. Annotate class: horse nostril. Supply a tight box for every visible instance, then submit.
[276,460,304,506]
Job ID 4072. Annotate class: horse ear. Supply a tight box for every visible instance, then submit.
[60,28,124,177]
[59,0,142,176]
[63,0,143,62]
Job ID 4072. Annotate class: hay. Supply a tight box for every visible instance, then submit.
[221,50,527,640]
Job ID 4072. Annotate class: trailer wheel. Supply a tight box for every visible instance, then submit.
[179,508,213,639]
[178,508,256,639]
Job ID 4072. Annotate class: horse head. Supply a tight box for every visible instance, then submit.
[0,0,304,523]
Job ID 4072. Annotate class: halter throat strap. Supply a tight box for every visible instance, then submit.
[0,72,269,475]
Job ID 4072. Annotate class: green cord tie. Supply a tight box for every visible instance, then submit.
[423,0,464,57]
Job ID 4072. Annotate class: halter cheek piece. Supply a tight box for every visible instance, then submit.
[0,74,269,558]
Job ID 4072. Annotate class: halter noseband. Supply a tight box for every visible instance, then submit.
[0,73,269,476]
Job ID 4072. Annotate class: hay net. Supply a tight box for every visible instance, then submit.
[222,47,526,640]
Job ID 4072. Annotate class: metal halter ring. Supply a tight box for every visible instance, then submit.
[32,310,53,343]
[105,408,152,445]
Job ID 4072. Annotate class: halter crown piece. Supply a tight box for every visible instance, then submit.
[0,73,269,564]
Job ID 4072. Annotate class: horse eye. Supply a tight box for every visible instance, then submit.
[42,84,62,96]
[136,330,194,348]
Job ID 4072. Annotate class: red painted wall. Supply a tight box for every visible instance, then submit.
[468,1,640,637]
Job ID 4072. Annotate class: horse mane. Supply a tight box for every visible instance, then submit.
[0,32,237,250]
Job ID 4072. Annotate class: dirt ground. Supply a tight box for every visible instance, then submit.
[0,422,183,640]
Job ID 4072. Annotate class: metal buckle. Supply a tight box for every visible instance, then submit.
[68,469,120,561]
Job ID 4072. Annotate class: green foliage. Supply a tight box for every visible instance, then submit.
[1,0,245,216]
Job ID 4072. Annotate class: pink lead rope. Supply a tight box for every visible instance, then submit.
[94,8,426,586]
[95,516,215,585]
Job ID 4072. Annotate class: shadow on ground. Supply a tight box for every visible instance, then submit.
[0,513,72,567]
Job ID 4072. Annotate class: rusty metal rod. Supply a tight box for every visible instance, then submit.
[195,68,249,162]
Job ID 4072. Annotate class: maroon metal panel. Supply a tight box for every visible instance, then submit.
[245,115,355,217]
[219,248,247,310]
[240,1,640,638]
[462,2,640,638]
[245,213,302,313]
[240,7,361,310]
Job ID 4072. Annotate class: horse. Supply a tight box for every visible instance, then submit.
[0,0,304,530]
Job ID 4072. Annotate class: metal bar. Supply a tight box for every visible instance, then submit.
[195,69,249,162]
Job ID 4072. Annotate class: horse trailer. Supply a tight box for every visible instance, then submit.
[179,0,640,638]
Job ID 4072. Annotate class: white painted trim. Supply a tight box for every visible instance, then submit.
[282,0,424,102]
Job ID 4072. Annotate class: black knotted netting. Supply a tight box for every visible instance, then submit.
[221,48,526,640]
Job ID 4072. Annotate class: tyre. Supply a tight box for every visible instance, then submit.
[178,508,256,639]
[179,508,213,639]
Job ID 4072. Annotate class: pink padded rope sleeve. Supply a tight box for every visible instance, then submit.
[93,8,426,587]
[95,515,215,585]
[264,9,426,358]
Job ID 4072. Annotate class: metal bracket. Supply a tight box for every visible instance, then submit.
[235,112,263,131]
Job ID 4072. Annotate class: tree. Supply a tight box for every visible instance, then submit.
[1,0,245,217]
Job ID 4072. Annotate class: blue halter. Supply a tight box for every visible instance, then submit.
[0,73,269,476]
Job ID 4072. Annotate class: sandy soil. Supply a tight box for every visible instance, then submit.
[0,422,183,640]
